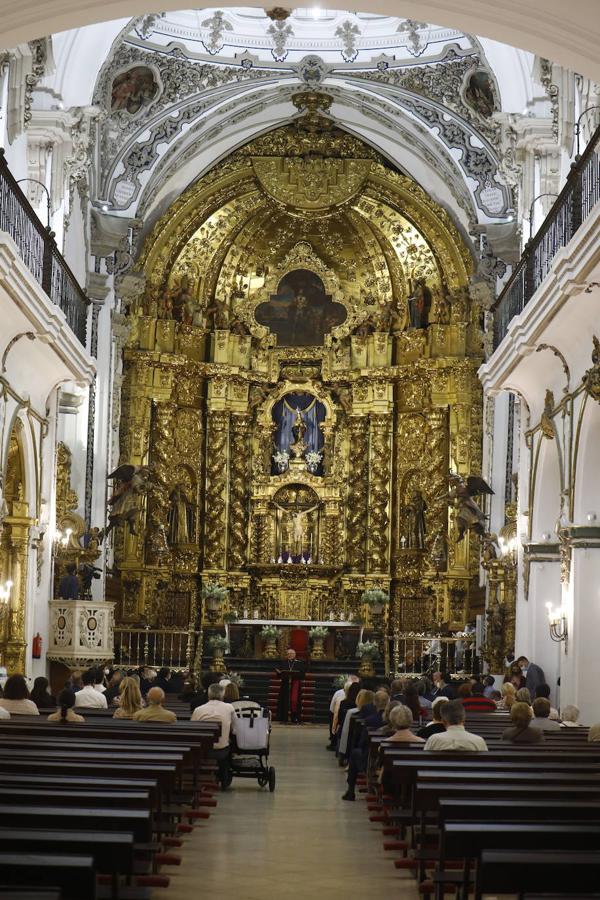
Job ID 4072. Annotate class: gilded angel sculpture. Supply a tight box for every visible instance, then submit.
[103,464,154,537]
[447,472,494,541]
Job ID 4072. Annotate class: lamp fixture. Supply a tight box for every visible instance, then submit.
[498,535,518,563]
[0,580,13,617]
[546,602,568,651]
[53,527,73,548]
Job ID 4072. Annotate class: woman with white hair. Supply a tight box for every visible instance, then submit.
[386,704,425,744]
[561,705,581,727]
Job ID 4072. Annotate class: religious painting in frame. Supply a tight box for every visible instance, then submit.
[255,268,347,347]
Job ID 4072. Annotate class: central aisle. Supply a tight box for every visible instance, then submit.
[168,725,419,900]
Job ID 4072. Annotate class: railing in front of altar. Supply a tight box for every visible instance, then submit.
[391,633,481,677]
[0,148,89,344]
[114,627,200,669]
[493,122,600,350]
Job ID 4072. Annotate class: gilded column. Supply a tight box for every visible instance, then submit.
[346,416,369,572]
[368,414,393,574]
[203,410,229,570]
[228,413,251,571]
[1,503,33,672]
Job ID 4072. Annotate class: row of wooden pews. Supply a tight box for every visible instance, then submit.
[0,711,221,900]
[355,712,600,899]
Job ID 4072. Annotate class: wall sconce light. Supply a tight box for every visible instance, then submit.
[587,511,597,523]
[0,580,13,617]
[53,527,73,549]
[498,535,518,563]
[546,602,568,652]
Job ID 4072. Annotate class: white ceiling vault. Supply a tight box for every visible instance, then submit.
[81,8,529,245]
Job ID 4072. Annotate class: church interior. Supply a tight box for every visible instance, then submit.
[0,3,600,898]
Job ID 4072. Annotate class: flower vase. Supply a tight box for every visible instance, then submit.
[310,636,325,660]
[210,651,226,673]
[358,655,375,678]
[263,637,278,659]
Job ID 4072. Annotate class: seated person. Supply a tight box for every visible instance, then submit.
[502,701,544,743]
[483,675,497,698]
[588,723,600,743]
[192,683,236,787]
[48,689,85,723]
[133,686,177,722]
[424,700,488,751]
[516,687,532,705]
[30,676,55,709]
[498,682,516,709]
[561,704,581,727]
[223,682,240,703]
[105,670,124,704]
[113,676,143,719]
[0,674,39,715]
[531,697,561,731]
[461,681,497,712]
[417,697,448,739]
[74,669,108,709]
[372,699,401,736]
[534,683,559,719]
[384,704,426,745]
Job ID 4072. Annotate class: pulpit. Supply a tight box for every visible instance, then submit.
[47,598,115,669]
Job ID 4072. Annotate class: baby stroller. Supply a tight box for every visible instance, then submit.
[228,701,276,792]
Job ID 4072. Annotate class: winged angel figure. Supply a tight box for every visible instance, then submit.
[103,464,154,538]
[447,472,494,542]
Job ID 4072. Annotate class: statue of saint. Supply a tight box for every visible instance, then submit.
[404,490,427,549]
[289,408,308,459]
[168,484,193,545]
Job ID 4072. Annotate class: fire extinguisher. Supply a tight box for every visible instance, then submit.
[32,632,42,659]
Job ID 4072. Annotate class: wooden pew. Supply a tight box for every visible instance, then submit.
[0,853,96,900]
[475,850,600,900]
[0,829,136,900]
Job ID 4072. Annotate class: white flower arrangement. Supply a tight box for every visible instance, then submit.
[273,450,289,471]
[356,640,380,659]
[308,626,329,639]
[305,450,322,472]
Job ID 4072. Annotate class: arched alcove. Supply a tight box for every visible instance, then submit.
[530,434,563,540]
[573,395,600,523]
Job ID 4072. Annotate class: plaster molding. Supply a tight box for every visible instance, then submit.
[0,232,96,385]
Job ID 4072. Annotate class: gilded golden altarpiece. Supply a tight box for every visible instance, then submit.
[114,96,484,663]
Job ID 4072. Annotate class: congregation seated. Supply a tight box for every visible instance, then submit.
[371,699,402,736]
[338,689,374,760]
[113,675,143,719]
[561,704,581,727]
[104,669,124,704]
[74,669,108,708]
[133,686,177,722]
[417,696,448,739]
[531,697,561,731]
[0,674,39,716]
[191,682,235,787]
[502,700,544,743]
[534,682,559,719]
[482,675,496,698]
[461,681,497,712]
[361,689,389,729]
[47,688,85,723]
[154,667,173,694]
[385,704,425,745]
[223,682,240,703]
[424,699,488,751]
[588,722,600,742]
[497,681,516,709]
[516,687,532,705]
[30,676,55,709]
[429,671,456,700]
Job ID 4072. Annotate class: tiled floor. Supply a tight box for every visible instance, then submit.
[166,724,419,899]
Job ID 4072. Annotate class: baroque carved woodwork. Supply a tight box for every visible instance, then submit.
[111,114,484,655]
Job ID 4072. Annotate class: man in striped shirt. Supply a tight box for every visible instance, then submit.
[461,682,497,712]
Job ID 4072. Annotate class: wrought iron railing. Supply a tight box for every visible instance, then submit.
[493,124,600,349]
[114,627,200,670]
[391,632,481,677]
[0,148,88,345]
